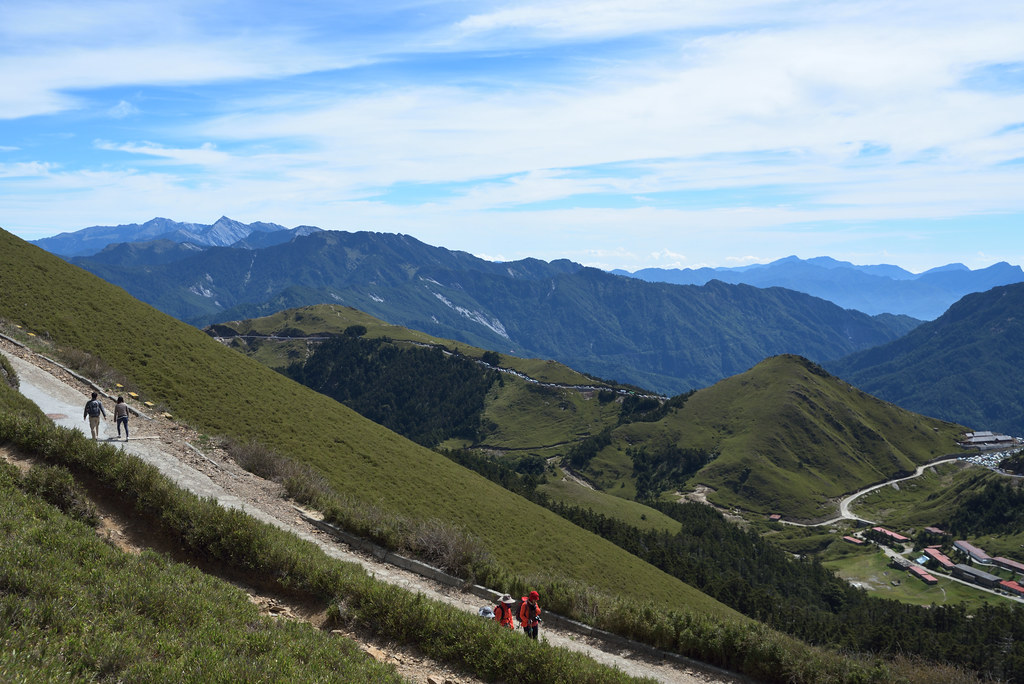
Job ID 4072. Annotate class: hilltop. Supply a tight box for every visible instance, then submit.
[631,355,968,519]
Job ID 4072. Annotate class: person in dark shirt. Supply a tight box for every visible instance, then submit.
[83,392,106,439]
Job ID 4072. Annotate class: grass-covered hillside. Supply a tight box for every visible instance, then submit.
[827,282,1024,437]
[209,304,604,387]
[607,355,968,519]
[593,356,966,520]
[0,228,736,620]
[209,304,672,529]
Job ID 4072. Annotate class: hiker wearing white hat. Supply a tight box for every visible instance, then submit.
[494,594,515,630]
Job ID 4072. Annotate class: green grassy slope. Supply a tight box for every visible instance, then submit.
[0,461,402,683]
[214,303,603,386]
[213,304,627,451]
[827,282,1024,436]
[611,355,969,519]
[0,228,737,620]
[539,476,684,534]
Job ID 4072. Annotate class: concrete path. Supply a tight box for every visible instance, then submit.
[3,350,735,684]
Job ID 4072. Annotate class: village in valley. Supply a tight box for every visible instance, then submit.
[831,429,1024,603]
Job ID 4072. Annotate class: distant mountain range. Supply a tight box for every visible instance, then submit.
[36,218,915,395]
[613,256,1024,320]
[32,216,322,257]
[826,282,1024,436]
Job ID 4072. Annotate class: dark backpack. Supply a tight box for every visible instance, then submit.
[86,400,102,417]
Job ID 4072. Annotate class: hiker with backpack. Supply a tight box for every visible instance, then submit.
[519,590,541,639]
[83,392,106,440]
[494,594,516,630]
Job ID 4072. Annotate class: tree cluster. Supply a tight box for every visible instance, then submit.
[628,444,713,499]
[286,336,500,446]
[943,479,1024,536]
[565,427,612,469]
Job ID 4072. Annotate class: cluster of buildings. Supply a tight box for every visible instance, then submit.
[851,526,1024,598]
[957,430,1019,450]
[889,555,939,585]
[948,540,1024,596]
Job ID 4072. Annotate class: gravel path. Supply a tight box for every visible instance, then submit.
[1,340,741,684]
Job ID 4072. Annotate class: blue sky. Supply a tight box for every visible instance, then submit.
[3,1,1024,272]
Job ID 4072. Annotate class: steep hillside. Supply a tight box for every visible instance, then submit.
[209,303,604,387]
[219,306,968,525]
[68,229,909,394]
[826,282,1024,437]
[0,227,737,620]
[600,355,968,520]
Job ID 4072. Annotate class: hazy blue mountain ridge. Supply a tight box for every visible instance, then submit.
[615,256,1024,320]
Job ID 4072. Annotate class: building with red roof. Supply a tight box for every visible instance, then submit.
[872,526,910,543]
[909,565,938,585]
[924,547,955,570]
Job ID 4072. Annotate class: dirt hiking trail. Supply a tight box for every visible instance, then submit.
[1,338,741,684]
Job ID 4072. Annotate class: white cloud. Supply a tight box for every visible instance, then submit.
[3,1,1024,271]
[94,140,233,167]
[108,100,139,119]
[455,0,789,40]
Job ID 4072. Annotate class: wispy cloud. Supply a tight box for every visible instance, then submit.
[2,0,1024,270]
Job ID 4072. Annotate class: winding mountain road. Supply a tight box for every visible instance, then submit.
[837,458,962,524]
[775,458,963,528]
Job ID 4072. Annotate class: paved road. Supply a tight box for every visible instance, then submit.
[837,458,962,523]
[779,458,962,528]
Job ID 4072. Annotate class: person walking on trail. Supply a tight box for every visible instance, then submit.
[83,392,106,440]
[519,590,541,639]
[494,594,516,630]
[113,396,130,441]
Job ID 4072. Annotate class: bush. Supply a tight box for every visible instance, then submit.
[21,464,101,527]
[55,347,128,388]
[0,353,19,389]
[405,518,493,575]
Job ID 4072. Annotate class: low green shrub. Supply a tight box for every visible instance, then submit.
[0,353,18,389]
[231,438,496,578]
[0,472,403,684]
[21,464,101,527]
[0,414,657,684]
